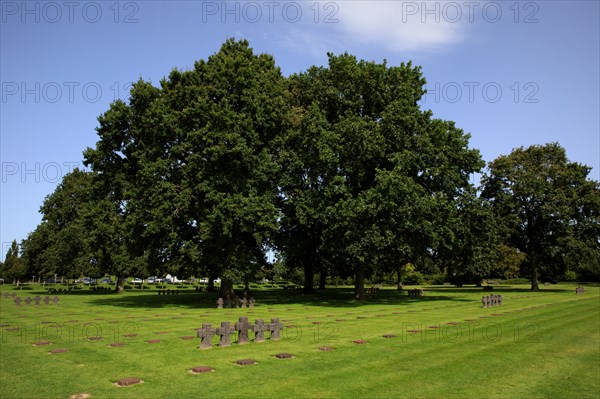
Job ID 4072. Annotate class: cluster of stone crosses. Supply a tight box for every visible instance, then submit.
[1,293,60,306]
[217,296,255,309]
[575,286,585,295]
[407,289,424,297]
[481,294,502,308]
[197,316,283,349]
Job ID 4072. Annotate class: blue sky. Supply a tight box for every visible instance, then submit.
[1,1,599,257]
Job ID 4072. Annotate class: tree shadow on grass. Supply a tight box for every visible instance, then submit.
[86,287,476,310]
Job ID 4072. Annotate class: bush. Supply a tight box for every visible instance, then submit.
[562,270,577,282]
[424,274,447,285]
[404,272,425,286]
[501,278,530,285]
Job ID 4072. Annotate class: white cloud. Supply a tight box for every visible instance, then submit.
[336,1,468,53]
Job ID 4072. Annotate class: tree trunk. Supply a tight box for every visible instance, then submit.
[115,276,125,293]
[220,278,236,299]
[319,271,326,290]
[396,266,403,291]
[303,253,315,294]
[354,264,366,300]
[530,262,540,291]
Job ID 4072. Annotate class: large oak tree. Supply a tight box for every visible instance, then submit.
[482,143,600,290]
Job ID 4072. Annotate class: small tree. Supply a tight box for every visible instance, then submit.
[4,240,27,285]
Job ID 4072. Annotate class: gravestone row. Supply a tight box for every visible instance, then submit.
[158,289,180,295]
[12,295,59,306]
[91,287,112,292]
[47,288,73,294]
[217,297,255,310]
[407,289,423,297]
[481,294,503,308]
[197,317,283,349]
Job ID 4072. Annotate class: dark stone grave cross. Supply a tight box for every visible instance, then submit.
[24,297,31,305]
[14,297,22,306]
[197,323,216,350]
[269,318,283,341]
[482,296,489,308]
[43,296,50,305]
[52,296,59,305]
[34,296,41,306]
[235,317,253,345]
[217,321,236,347]
[253,319,268,343]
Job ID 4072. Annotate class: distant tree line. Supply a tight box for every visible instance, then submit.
[4,40,598,296]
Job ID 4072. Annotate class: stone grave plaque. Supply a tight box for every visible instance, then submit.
[236,359,256,366]
[117,377,141,386]
[191,366,214,373]
[275,353,293,359]
[319,346,335,351]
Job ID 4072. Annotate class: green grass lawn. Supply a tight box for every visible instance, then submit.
[0,283,598,399]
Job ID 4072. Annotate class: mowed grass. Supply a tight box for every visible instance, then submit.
[0,284,598,399]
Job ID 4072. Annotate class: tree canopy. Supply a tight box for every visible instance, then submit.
[17,40,600,295]
[482,143,600,290]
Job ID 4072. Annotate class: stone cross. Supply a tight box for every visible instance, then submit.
[217,298,224,309]
[269,318,283,341]
[24,297,31,305]
[253,319,268,343]
[11,293,16,298]
[53,296,59,305]
[235,317,253,345]
[3,293,9,299]
[197,323,216,349]
[481,296,488,308]
[249,298,255,310]
[216,321,236,347]
[240,298,247,309]
[14,297,21,306]
[498,295,503,306]
[43,296,50,305]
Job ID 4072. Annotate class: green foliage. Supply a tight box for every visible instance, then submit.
[3,240,27,282]
[482,143,600,290]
